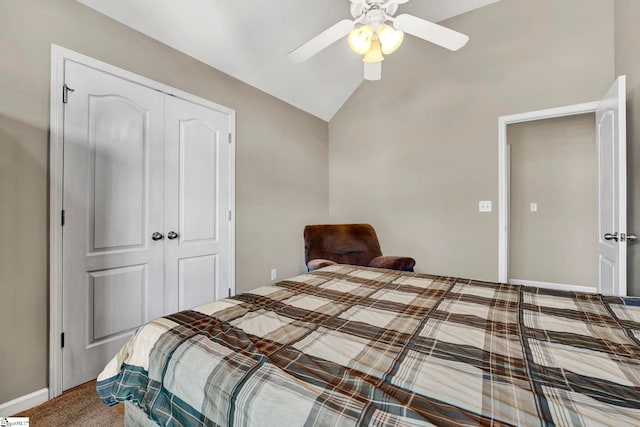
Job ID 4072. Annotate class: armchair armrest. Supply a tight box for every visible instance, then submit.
[307,258,338,271]
[369,256,416,272]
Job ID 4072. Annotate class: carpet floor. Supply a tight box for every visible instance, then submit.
[15,380,124,426]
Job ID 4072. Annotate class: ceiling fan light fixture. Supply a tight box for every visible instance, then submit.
[287,0,471,83]
[348,24,374,54]
[362,37,384,63]
[378,24,404,54]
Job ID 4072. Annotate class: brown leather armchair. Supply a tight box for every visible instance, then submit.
[304,224,416,272]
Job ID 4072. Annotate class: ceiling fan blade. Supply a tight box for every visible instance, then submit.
[394,14,469,51]
[364,62,381,81]
[288,19,355,63]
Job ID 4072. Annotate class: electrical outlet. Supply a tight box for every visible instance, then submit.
[479,201,492,212]
[270,268,277,281]
[530,202,538,212]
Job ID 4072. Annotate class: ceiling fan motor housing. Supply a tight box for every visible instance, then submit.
[364,8,387,31]
[350,0,399,22]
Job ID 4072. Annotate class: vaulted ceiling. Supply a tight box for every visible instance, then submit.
[77,0,499,121]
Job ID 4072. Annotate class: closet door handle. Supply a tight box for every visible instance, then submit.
[151,232,164,241]
[167,231,179,240]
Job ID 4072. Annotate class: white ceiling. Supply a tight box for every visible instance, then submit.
[77,0,498,121]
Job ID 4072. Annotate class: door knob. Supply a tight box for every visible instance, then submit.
[627,233,637,243]
[151,232,164,241]
[167,231,179,240]
[604,232,618,242]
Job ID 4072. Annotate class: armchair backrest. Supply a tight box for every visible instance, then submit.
[303,224,383,267]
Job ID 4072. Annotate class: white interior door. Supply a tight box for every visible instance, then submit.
[163,96,232,312]
[597,75,627,296]
[62,61,165,390]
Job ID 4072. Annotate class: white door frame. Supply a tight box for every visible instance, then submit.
[497,101,598,287]
[49,45,236,398]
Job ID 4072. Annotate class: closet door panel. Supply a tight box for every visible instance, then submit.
[179,120,218,242]
[164,96,231,313]
[179,255,217,310]
[91,97,146,250]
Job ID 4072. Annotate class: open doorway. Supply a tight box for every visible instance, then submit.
[498,77,629,296]
[498,101,600,292]
[507,113,596,291]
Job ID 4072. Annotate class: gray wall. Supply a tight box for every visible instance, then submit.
[508,114,597,287]
[615,0,640,297]
[0,0,328,404]
[329,0,614,282]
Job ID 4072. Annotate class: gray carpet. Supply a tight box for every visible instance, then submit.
[15,380,124,426]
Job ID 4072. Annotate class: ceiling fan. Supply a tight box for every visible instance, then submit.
[288,0,469,81]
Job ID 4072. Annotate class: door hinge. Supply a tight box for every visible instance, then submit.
[61,332,65,349]
[62,84,75,104]
[228,288,231,297]
[228,134,232,144]
[228,210,232,221]
[61,210,65,226]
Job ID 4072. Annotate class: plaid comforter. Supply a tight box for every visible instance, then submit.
[97,265,640,426]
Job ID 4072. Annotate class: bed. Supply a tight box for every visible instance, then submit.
[97,264,640,426]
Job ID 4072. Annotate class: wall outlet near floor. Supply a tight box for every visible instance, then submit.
[479,201,492,212]
[270,268,277,281]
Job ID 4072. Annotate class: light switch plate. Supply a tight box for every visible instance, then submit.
[530,202,538,212]
[479,201,492,212]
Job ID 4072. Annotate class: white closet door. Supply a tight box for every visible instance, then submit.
[163,96,232,312]
[62,61,165,390]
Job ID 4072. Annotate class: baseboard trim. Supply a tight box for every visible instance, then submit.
[509,278,596,294]
[0,388,48,416]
